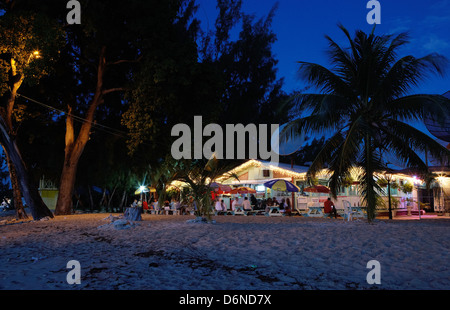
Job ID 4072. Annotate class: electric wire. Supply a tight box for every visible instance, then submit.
[17,93,170,149]
[17,93,130,139]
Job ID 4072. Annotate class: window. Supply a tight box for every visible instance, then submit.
[263,169,270,177]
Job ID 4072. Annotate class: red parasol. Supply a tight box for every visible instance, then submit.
[303,185,331,193]
[230,186,256,194]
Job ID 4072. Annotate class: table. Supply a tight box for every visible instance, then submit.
[233,206,245,216]
[306,206,324,217]
[266,206,283,217]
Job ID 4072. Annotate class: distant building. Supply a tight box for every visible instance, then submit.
[216,159,450,215]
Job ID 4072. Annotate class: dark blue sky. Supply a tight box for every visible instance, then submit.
[196,0,450,96]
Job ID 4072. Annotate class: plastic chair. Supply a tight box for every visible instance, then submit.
[343,200,356,221]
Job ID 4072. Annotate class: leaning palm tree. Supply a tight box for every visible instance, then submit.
[283,25,450,222]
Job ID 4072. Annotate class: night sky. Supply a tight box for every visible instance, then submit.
[197,0,450,96]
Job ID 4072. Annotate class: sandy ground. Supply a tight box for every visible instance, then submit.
[0,211,449,290]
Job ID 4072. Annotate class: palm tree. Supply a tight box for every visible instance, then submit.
[150,155,239,221]
[283,25,450,222]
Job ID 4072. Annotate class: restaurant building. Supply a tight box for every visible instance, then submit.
[216,159,450,216]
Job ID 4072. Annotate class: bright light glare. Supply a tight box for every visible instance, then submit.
[256,185,265,192]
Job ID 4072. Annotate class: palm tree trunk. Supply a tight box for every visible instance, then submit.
[364,135,377,222]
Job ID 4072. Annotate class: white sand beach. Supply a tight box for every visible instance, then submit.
[0,212,449,290]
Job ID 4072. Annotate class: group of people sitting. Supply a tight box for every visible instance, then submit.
[213,195,294,216]
[262,197,292,215]
[130,195,339,218]
[131,197,195,215]
[213,196,254,213]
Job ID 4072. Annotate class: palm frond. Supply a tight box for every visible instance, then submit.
[377,54,448,100]
[385,94,450,124]
[297,61,354,98]
[379,119,450,168]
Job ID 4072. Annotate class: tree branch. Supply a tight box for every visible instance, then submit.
[106,55,143,66]
[102,87,126,95]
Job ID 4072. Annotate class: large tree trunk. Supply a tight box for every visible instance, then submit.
[0,118,53,220]
[0,59,52,220]
[8,157,28,219]
[2,147,27,219]
[54,154,79,215]
[54,46,115,215]
[54,103,90,215]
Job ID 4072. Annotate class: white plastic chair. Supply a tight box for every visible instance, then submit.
[343,200,356,221]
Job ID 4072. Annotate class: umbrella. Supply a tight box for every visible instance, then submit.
[303,185,331,193]
[230,186,256,194]
[264,179,300,192]
[210,182,232,193]
[135,186,157,195]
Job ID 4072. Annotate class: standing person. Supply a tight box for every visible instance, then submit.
[152,198,160,214]
[324,197,337,218]
[143,200,149,213]
[132,199,138,208]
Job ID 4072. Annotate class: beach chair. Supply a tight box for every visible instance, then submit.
[343,200,356,221]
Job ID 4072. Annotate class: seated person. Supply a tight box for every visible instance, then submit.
[231,197,241,211]
[284,198,292,216]
[279,198,285,210]
[164,200,170,211]
[214,199,223,212]
[324,198,337,218]
[242,197,252,210]
[260,199,267,211]
[272,197,279,206]
[221,199,227,212]
[250,194,258,208]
